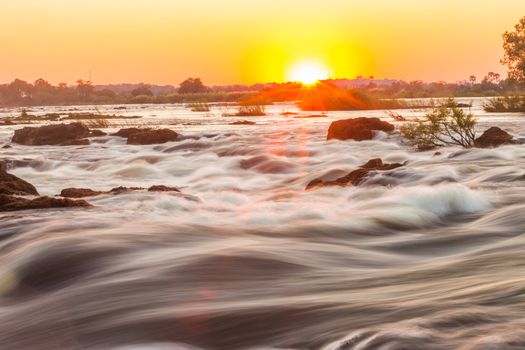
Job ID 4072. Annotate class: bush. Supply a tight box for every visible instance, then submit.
[483,95,525,112]
[400,99,477,149]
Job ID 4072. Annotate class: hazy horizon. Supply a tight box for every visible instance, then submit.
[3,0,525,85]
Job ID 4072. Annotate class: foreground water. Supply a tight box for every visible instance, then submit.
[1,99,525,349]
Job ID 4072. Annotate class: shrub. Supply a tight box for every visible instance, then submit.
[483,95,525,112]
[400,99,477,149]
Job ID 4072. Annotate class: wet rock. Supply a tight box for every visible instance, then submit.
[111,127,151,138]
[60,188,105,198]
[2,144,11,149]
[0,164,39,196]
[475,127,514,148]
[0,194,91,212]
[327,117,395,141]
[306,158,405,190]
[12,123,91,146]
[127,129,178,145]
[108,186,146,195]
[229,120,256,125]
[148,185,180,192]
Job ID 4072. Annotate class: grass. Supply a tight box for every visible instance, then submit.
[234,105,266,116]
[186,102,210,112]
[82,118,110,128]
[484,95,525,112]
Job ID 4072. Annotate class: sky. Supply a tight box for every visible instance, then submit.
[2,0,525,85]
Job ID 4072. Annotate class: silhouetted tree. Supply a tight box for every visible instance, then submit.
[469,75,477,84]
[76,79,94,99]
[131,85,153,96]
[178,78,207,94]
[502,17,525,83]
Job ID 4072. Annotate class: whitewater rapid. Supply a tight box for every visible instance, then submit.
[1,99,525,349]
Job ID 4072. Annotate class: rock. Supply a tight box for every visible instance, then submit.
[2,144,11,149]
[12,123,91,146]
[127,129,178,145]
[148,185,180,192]
[89,129,107,137]
[475,127,514,148]
[0,194,91,212]
[111,128,151,138]
[108,186,146,195]
[306,158,405,190]
[0,165,39,196]
[60,188,105,198]
[229,120,256,125]
[327,117,395,141]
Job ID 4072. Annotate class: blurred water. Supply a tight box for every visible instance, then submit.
[1,98,525,349]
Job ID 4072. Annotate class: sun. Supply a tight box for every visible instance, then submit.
[287,61,330,85]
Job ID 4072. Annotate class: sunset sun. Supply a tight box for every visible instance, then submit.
[287,61,330,84]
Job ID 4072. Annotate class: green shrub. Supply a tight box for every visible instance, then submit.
[483,95,525,112]
[400,99,477,149]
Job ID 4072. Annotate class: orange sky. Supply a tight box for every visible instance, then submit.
[2,0,525,85]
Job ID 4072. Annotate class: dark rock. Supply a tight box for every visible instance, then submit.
[111,127,151,138]
[60,188,105,198]
[2,144,11,149]
[229,120,256,125]
[108,186,146,195]
[12,123,91,146]
[306,158,405,190]
[148,185,180,192]
[475,127,514,148]
[0,166,39,196]
[0,195,91,212]
[127,129,178,145]
[327,117,395,141]
[89,129,107,137]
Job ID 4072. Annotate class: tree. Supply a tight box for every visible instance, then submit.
[482,72,501,85]
[178,78,207,94]
[469,75,477,84]
[131,85,153,96]
[502,17,525,83]
[400,99,477,149]
[76,79,94,99]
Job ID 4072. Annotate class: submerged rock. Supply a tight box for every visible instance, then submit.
[127,129,178,145]
[60,188,105,198]
[12,122,91,146]
[327,117,395,141]
[148,185,180,192]
[475,127,514,148]
[0,194,91,212]
[229,120,256,125]
[0,163,39,196]
[293,114,328,119]
[306,158,405,190]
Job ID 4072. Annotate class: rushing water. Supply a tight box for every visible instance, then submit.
[1,99,525,349]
